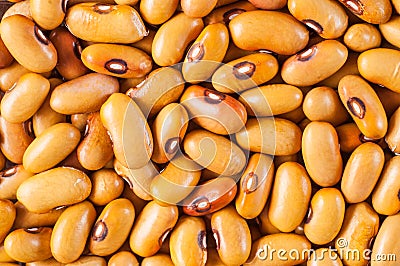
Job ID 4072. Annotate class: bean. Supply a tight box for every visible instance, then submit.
[307,248,343,266]
[0,199,16,243]
[89,198,135,256]
[65,256,106,266]
[0,115,33,164]
[16,167,91,213]
[212,53,279,93]
[246,233,311,265]
[268,162,312,232]
[288,0,348,39]
[235,117,302,156]
[13,201,64,229]
[257,203,281,235]
[302,122,343,186]
[181,177,237,216]
[0,37,13,68]
[26,258,64,266]
[335,202,379,266]
[338,74,387,139]
[49,27,89,80]
[335,122,363,153]
[50,73,119,115]
[337,0,392,24]
[235,153,275,219]
[372,156,400,215]
[229,10,309,55]
[65,3,147,43]
[183,129,246,176]
[126,67,185,118]
[180,85,247,135]
[152,12,204,66]
[302,86,349,126]
[182,23,229,83]
[248,0,286,9]
[4,228,52,263]
[341,142,384,203]
[151,103,189,164]
[88,169,124,206]
[0,61,31,92]
[129,201,178,257]
[211,205,251,265]
[70,113,89,133]
[205,248,226,266]
[281,40,348,86]
[140,0,178,25]
[181,0,218,18]
[30,0,64,30]
[358,48,400,93]
[344,23,382,52]
[141,254,174,266]
[0,15,57,72]
[304,188,345,245]
[0,165,34,200]
[77,112,113,171]
[204,1,256,25]
[100,93,153,169]
[150,155,201,205]
[170,216,207,266]
[108,251,139,266]
[81,44,152,78]
[371,213,400,266]
[0,242,15,263]
[50,201,96,263]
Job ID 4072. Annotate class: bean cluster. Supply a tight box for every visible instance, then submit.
[0,0,400,265]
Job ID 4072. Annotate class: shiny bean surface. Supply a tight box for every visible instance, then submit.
[344,23,382,52]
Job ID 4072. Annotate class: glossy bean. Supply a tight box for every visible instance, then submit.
[0,199,15,243]
[303,86,349,126]
[212,53,279,94]
[282,40,348,86]
[101,93,153,169]
[344,23,381,52]
[371,213,400,266]
[140,0,178,25]
[0,61,31,92]
[307,248,343,266]
[372,156,400,215]
[88,169,124,206]
[17,167,91,213]
[288,0,348,39]
[65,256,106,266]
[336,123,363,153]
[108,251,139,266]
[89,198,135,256]
[129,201,178,257]
[257,203,281,235]
[30,0,64,30]
[50,73,119,115]
[182,177,237,216]
[235,153,275,219]
[235,117,302,156]
[126,67,185,118]
[268,162,312,232]
[170,216,207,266]
[81,44,152,78]
[2,0,31,20]
[335,202,379,266]
[13,202,64,229]
[181,85,247,135]
[211,205,251,265]
[4,228,52,263]
[141,254,174,266]
[181,0,217,17]
[239,84,303,116]
[182,23,229,83]
[204,1,257,25]
[338,74,387,139]
[247,0,286,9]
[183,129,246,176]
[229,10,309,55]
[337,0,392,24]
[0,15,57,73]
[49,27,89,80]
[0,165,33,200]
[26,258,64,266]
[358,48,400,93]
[302,122,343,186]
[304,188,345,245]
[77,112,113,171]
[51,201,96,263]
[0,37,13,68]
[65,3,147,43]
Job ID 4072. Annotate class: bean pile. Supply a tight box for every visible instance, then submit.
[0,0,400,265]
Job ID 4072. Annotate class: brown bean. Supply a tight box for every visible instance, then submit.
[0,165,34,200]
[181,0,218,17]
[50,73,119,115]
[235,153,275,219]
[65,3,147,43]
[0,242,15,263]
[88,169,124,206]
[0,61,31,92]
[180,85,247,135]
[4,228,52,263]
[336,122,363,153]
[0,37,13,69]
[344,23,382,52]
[30,0,64,30]
[302,122,343,187]
[0,15,57,73]
[77,112,113,171]
[0,199,16,243]
[337,0,392,24]
[181,177,237,216]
